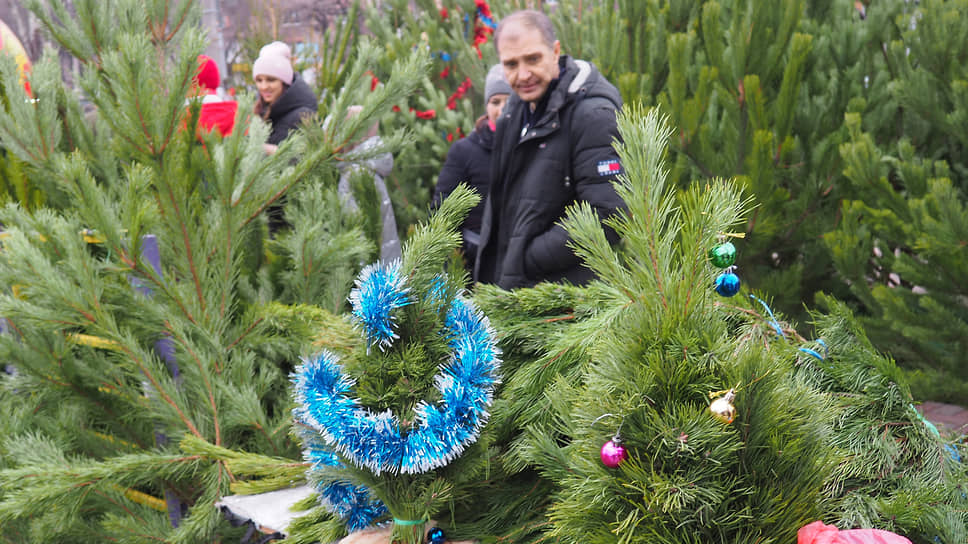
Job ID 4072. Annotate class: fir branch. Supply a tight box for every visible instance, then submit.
[225,316,264,355]
[164,1,194,43]
[163,178,207,312]
[165,324,221,445]
[118,246,198,326]
[113,341,203,440]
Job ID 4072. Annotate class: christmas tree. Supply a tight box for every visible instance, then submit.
[509,106,834,543]
[285,184,500,544]
[0,0,428,541]
[466,107,964,543]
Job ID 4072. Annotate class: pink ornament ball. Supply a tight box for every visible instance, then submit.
[600,439,627,468]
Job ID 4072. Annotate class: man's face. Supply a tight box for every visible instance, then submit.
[497,21,561,104]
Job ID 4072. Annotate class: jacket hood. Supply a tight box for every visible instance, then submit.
[268,73,317,122]
[561,55,622,109]
[554,55,621,111]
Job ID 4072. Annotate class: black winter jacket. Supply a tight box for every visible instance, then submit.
[264,74,318,145]
[474,56,625,289]
[433,122,495,236]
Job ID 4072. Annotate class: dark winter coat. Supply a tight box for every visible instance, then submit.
[263,74,318,145]
[474,56,626,289]
[433,121,495,267]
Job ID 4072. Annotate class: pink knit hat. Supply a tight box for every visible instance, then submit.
[259,41,292,60]
[252,52,293,85]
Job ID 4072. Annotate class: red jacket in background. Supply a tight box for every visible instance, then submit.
[198,100,238,137]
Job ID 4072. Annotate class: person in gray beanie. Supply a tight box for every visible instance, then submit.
[433,64,511,275]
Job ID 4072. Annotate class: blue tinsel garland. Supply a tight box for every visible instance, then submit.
[294,426,389,531]
[292,261,501,528]
[348,260,412,351]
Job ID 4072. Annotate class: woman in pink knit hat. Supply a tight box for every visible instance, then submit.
[252,43,317,154]
[252,42,318,232]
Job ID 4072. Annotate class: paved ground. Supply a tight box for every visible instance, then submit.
[917,401,968,437]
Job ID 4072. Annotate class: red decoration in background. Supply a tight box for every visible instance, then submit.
[475,0,492,18]
[370,75,380,91]
[384,1,495,130]
[446,77,473,110]
[446,126,465,142]
[472,0,496,58]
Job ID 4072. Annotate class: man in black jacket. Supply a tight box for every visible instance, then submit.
[474,10,626,289]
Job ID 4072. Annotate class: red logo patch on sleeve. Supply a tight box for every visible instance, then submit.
[597,159,622,176]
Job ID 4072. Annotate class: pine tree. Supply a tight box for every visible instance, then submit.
[0,0,428,541]
[281,184,503,544]
[549,0,968,402]
[823,0,968,402]
[496,106,834,543]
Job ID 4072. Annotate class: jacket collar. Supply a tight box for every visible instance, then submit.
[268,73,317,121]
[518,56,595,131]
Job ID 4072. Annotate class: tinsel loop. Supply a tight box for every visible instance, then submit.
[348,260,412,351]
[294,262,501,479]
[294,427,388,531]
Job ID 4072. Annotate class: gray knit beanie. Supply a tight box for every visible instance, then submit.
[484,64,511,104]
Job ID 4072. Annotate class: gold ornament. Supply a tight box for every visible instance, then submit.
[709,389,736,424]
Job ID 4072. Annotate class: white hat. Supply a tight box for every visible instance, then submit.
[252,51,294,85]
[259,41,292,60]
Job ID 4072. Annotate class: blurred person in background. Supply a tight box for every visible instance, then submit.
[252,41,317,155]
[191,54,237,137]
[433,63,511,273]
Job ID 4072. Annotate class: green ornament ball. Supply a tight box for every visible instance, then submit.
[708,242,737,268]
